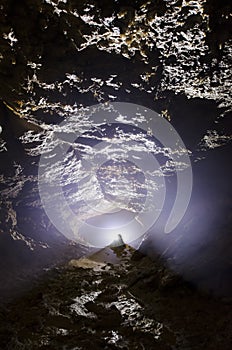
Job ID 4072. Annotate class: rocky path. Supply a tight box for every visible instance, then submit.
[0,244,231,349]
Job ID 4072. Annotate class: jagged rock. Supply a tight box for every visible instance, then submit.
[0,247,231,349]
[0,1,231,348]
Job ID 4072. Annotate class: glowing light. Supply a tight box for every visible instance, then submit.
[38,102,192,248]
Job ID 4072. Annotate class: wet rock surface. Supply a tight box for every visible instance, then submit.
[0,0,231,296]
[0,245,231,349]
[0,0,231,346]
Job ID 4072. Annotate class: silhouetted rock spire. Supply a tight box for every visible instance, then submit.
[109,234,125,248]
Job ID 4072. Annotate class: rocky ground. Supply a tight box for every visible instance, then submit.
[0,242,231,350]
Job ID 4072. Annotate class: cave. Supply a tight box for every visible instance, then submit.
[0,0,231,349]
